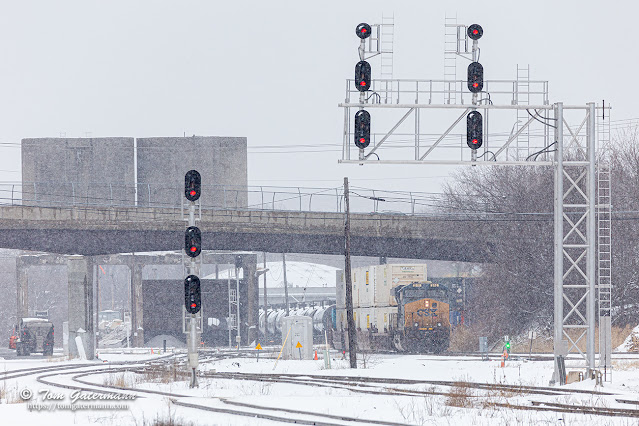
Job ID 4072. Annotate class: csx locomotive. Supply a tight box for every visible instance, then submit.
[391,282,450,353]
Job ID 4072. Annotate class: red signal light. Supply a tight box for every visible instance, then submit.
[190,246,196,252]
[356,23,372,40]
[185,170,201,201]
[354,110,371,149]
[355,60,371,92]
[467,111,483,149]
[473,83,479,88]
[467,24,483,40]
[184,275,201,314]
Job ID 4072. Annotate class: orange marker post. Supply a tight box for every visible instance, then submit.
[255,343,263,362]
[296,341,303,360]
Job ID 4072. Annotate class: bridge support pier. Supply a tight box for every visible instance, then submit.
[130,262,144,347]
[67,255,95,359]
[16,257,28,323]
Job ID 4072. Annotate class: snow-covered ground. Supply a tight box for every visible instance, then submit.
[1,351,639,425]
[616,324,639,352]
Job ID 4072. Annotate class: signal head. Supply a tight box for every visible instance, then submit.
[185,226,202,258]
[354,110,371,149]
[184,275,201,314]
[355,60,371,92]
[466,111,483,149]
[467,24,483,40]
[184,170,201,202]
[356,23,372,39]
[467,62,484,93]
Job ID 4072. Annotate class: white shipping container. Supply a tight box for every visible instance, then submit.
[354,307,372,330]
[388,264,427,286]
[350,263,427,308]
[340,264,428,325]
[373,306,395,333]
[374,265,392,306]
[359,266,374,308]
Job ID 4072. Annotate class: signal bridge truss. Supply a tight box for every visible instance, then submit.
[338,79,613,383]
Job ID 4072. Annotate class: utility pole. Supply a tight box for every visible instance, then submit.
[343,177,357,368]
[282,253,290,316]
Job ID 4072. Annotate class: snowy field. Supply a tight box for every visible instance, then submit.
[0,351,638,425]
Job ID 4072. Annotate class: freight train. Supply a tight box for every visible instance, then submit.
[258,264,456,353]
[334,264,452,353]
[334,281,451,353]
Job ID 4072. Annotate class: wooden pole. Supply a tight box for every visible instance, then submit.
[344,177,357,368]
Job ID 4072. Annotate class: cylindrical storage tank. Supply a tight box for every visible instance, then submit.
[313,307,328,333]
[274,310,287,334]
[267,310,280,336]
[259,310,266,335]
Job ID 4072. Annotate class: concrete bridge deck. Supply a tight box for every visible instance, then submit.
[0,204,504,261]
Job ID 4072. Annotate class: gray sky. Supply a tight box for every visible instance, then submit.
[0,0,636,195]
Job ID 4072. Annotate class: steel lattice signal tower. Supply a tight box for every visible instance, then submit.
[339,19,612,383]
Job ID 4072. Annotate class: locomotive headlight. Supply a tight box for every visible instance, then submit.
[414,322,418,327]
[437,322,442,327]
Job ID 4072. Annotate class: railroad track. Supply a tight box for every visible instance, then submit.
[203,371,613,397]
[15,352,397,425]
[8,351,639,422]
[67,363,408,425]
[0,353,177,381]
[197,370,639,420]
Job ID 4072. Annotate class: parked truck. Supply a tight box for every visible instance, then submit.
[12,318,54,356]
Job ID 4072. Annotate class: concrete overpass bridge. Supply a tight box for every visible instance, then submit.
[0,204,497,262]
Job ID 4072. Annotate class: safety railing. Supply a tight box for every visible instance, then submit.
[0,181,445,216]
[344,78,549,106]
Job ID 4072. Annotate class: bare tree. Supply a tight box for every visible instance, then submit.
[440,128,639,338]
[440,166,555,337]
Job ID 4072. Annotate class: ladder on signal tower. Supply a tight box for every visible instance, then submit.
[228,283,239,347]
[515,65,531,160]
[597,109,612,379]
[443,15,458,104]
[379,14,394,80]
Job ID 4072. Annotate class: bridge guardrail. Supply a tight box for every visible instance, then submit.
[0,182,443,216]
